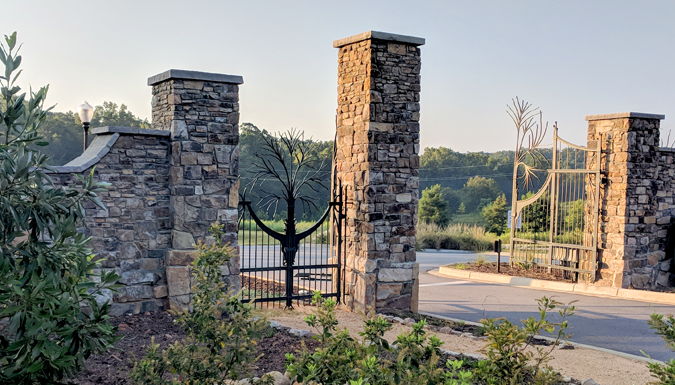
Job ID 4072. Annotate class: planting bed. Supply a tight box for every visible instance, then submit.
[74,311,319,385]
[451,262,577,283]
[71,305,653,385]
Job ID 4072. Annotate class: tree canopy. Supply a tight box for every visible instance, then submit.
[36,102,149,165]
[418,184,450,226]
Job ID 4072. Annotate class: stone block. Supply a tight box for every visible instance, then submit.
[169,294,191,311]
[378,268,413,282]
[631,274,651,289]
[172,230,195,249]
[657,272,671,287]
[119,270,155,285]
[117,229,135,242]
[115,284,154,302]
[168,250,197,266]
[377,283,403,300]
[154,285,168,298]
[167,266,191,296]
[141,258,161,271]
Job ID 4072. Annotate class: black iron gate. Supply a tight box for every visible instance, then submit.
[237,128,346,308]
[238,185,345,308]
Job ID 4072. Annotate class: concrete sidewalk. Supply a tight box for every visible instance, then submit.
[415,252,675,362]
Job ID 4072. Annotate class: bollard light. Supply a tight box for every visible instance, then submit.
[77,101,94,151]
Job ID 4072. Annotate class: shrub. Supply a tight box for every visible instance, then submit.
[286,291,473,385]
[644,312,675,384]
[0,32,119,384]
[288,294,575,385]
[476,297,576,384]
[131,222,271,384]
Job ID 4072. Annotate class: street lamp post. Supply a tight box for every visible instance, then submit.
[77,101,94,151]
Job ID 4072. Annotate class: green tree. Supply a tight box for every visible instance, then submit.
[563,199,585,232]
[460,176,502,212]
[36,102,149,166]
[440,186,462,213]
[419,146,515,202]
[0,32,119,384]
[482,194,508,235]
[457,202,466,214]
[520,191,550,234]
[89,101,149,128]
[419,184,450,227]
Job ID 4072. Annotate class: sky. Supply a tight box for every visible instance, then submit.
[5,1,675,153]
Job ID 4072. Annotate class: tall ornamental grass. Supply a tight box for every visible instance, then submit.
[417,222,496,252]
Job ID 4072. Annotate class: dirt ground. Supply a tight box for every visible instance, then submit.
[451,262,577,283]
[263,305,654,385]
[74,311,318,385]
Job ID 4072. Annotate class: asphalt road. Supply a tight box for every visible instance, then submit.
[416,250,675,361]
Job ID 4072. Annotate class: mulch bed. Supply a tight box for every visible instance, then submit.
[74,311,319,385]
[241,275,301,297]
[453,262,577,283]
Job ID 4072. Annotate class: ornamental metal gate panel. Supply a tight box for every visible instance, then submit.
[237,130,346,309]
[509,124,601,282]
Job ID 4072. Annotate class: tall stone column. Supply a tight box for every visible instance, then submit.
[586,112,665,289]
[334,31,424,312]
[149,70,242,308]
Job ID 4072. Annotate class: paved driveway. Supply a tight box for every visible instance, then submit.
[416,250,675,361]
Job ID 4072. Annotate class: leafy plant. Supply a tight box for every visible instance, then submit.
[287,291,471,385]
[0,31,119,385]
[130,222,271,385]
[644,312,675,384]
[476,296,575,385]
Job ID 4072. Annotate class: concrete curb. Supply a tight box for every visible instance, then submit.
[436,266,675,306]
[418,311,662,364]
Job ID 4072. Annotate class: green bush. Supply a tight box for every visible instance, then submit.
[287,294,574,385]
[0,32,120,384]
[131,223,271,385]
[286,292,473,385]
[476,297,576,385]
[644,312,675,384]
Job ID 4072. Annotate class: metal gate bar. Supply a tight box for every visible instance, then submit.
[509,123,600,281]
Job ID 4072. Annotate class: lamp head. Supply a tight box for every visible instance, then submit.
[77,101,94,125]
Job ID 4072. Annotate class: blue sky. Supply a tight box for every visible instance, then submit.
[6,1,675,152]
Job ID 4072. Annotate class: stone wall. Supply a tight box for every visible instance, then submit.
[333,31,424,312]
[51,127,172,315]
[51,70,243,314]
[587,112,675,290]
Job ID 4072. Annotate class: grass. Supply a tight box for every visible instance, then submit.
[416,221,497,252]
[238,219,329,245]
[450,212,488,227]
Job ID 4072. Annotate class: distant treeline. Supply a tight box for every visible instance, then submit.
[36,101,149,165]
[38,102,544,223]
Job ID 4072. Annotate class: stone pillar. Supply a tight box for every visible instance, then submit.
[587,112,665,289]
[149,70,242,308]
[334,31,424,312]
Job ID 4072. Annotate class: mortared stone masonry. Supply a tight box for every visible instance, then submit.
[333,31,424,312]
